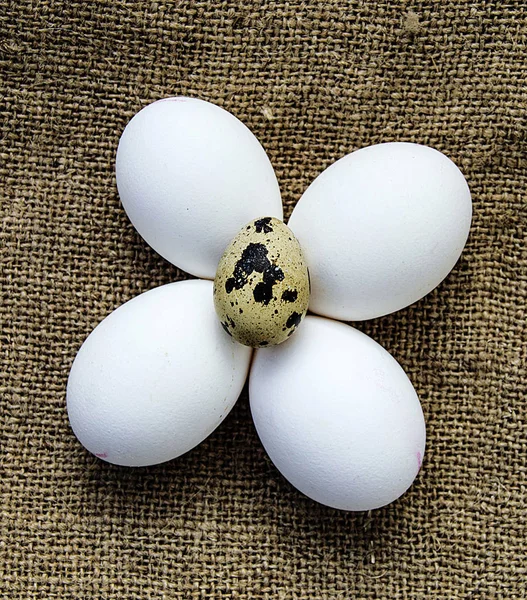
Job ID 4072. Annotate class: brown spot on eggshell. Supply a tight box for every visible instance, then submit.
[213,217,310,347]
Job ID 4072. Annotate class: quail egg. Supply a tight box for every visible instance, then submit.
[214,217,310,347]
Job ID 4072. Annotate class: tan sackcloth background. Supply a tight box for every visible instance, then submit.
[1,0,526,597]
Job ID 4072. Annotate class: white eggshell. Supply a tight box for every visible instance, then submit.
[288,142,472,321]
[116,97,283,279]
[67,280,252,467]
[249,316,426,511]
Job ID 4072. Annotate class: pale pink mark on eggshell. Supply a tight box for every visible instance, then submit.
[416,451,422,471]
[95,452,108,459]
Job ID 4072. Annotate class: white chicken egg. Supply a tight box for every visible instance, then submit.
[288,142,472,321]
[249,315,426,511]
[116,97,283,279]
[67,280,252,467]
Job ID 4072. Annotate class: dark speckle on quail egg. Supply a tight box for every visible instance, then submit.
[213,217,310,347]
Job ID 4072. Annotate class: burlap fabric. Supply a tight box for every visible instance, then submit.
[1,1,526,597]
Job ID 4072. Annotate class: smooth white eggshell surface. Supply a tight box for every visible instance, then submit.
[288,142,472,321]
[249,316,426,511]
[67,280,252,467]
[116,97,283,279]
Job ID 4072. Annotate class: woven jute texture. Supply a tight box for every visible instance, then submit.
[1,1,526,598]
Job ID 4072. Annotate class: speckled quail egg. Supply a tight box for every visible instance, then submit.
[214,217,310,347]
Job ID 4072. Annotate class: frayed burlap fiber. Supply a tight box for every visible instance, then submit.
[1,1,526,598]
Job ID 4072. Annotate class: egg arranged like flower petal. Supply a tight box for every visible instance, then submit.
[67,280,252,467]
[288,142,472,321]
[116,97,283,280]
[250,316,426,511]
